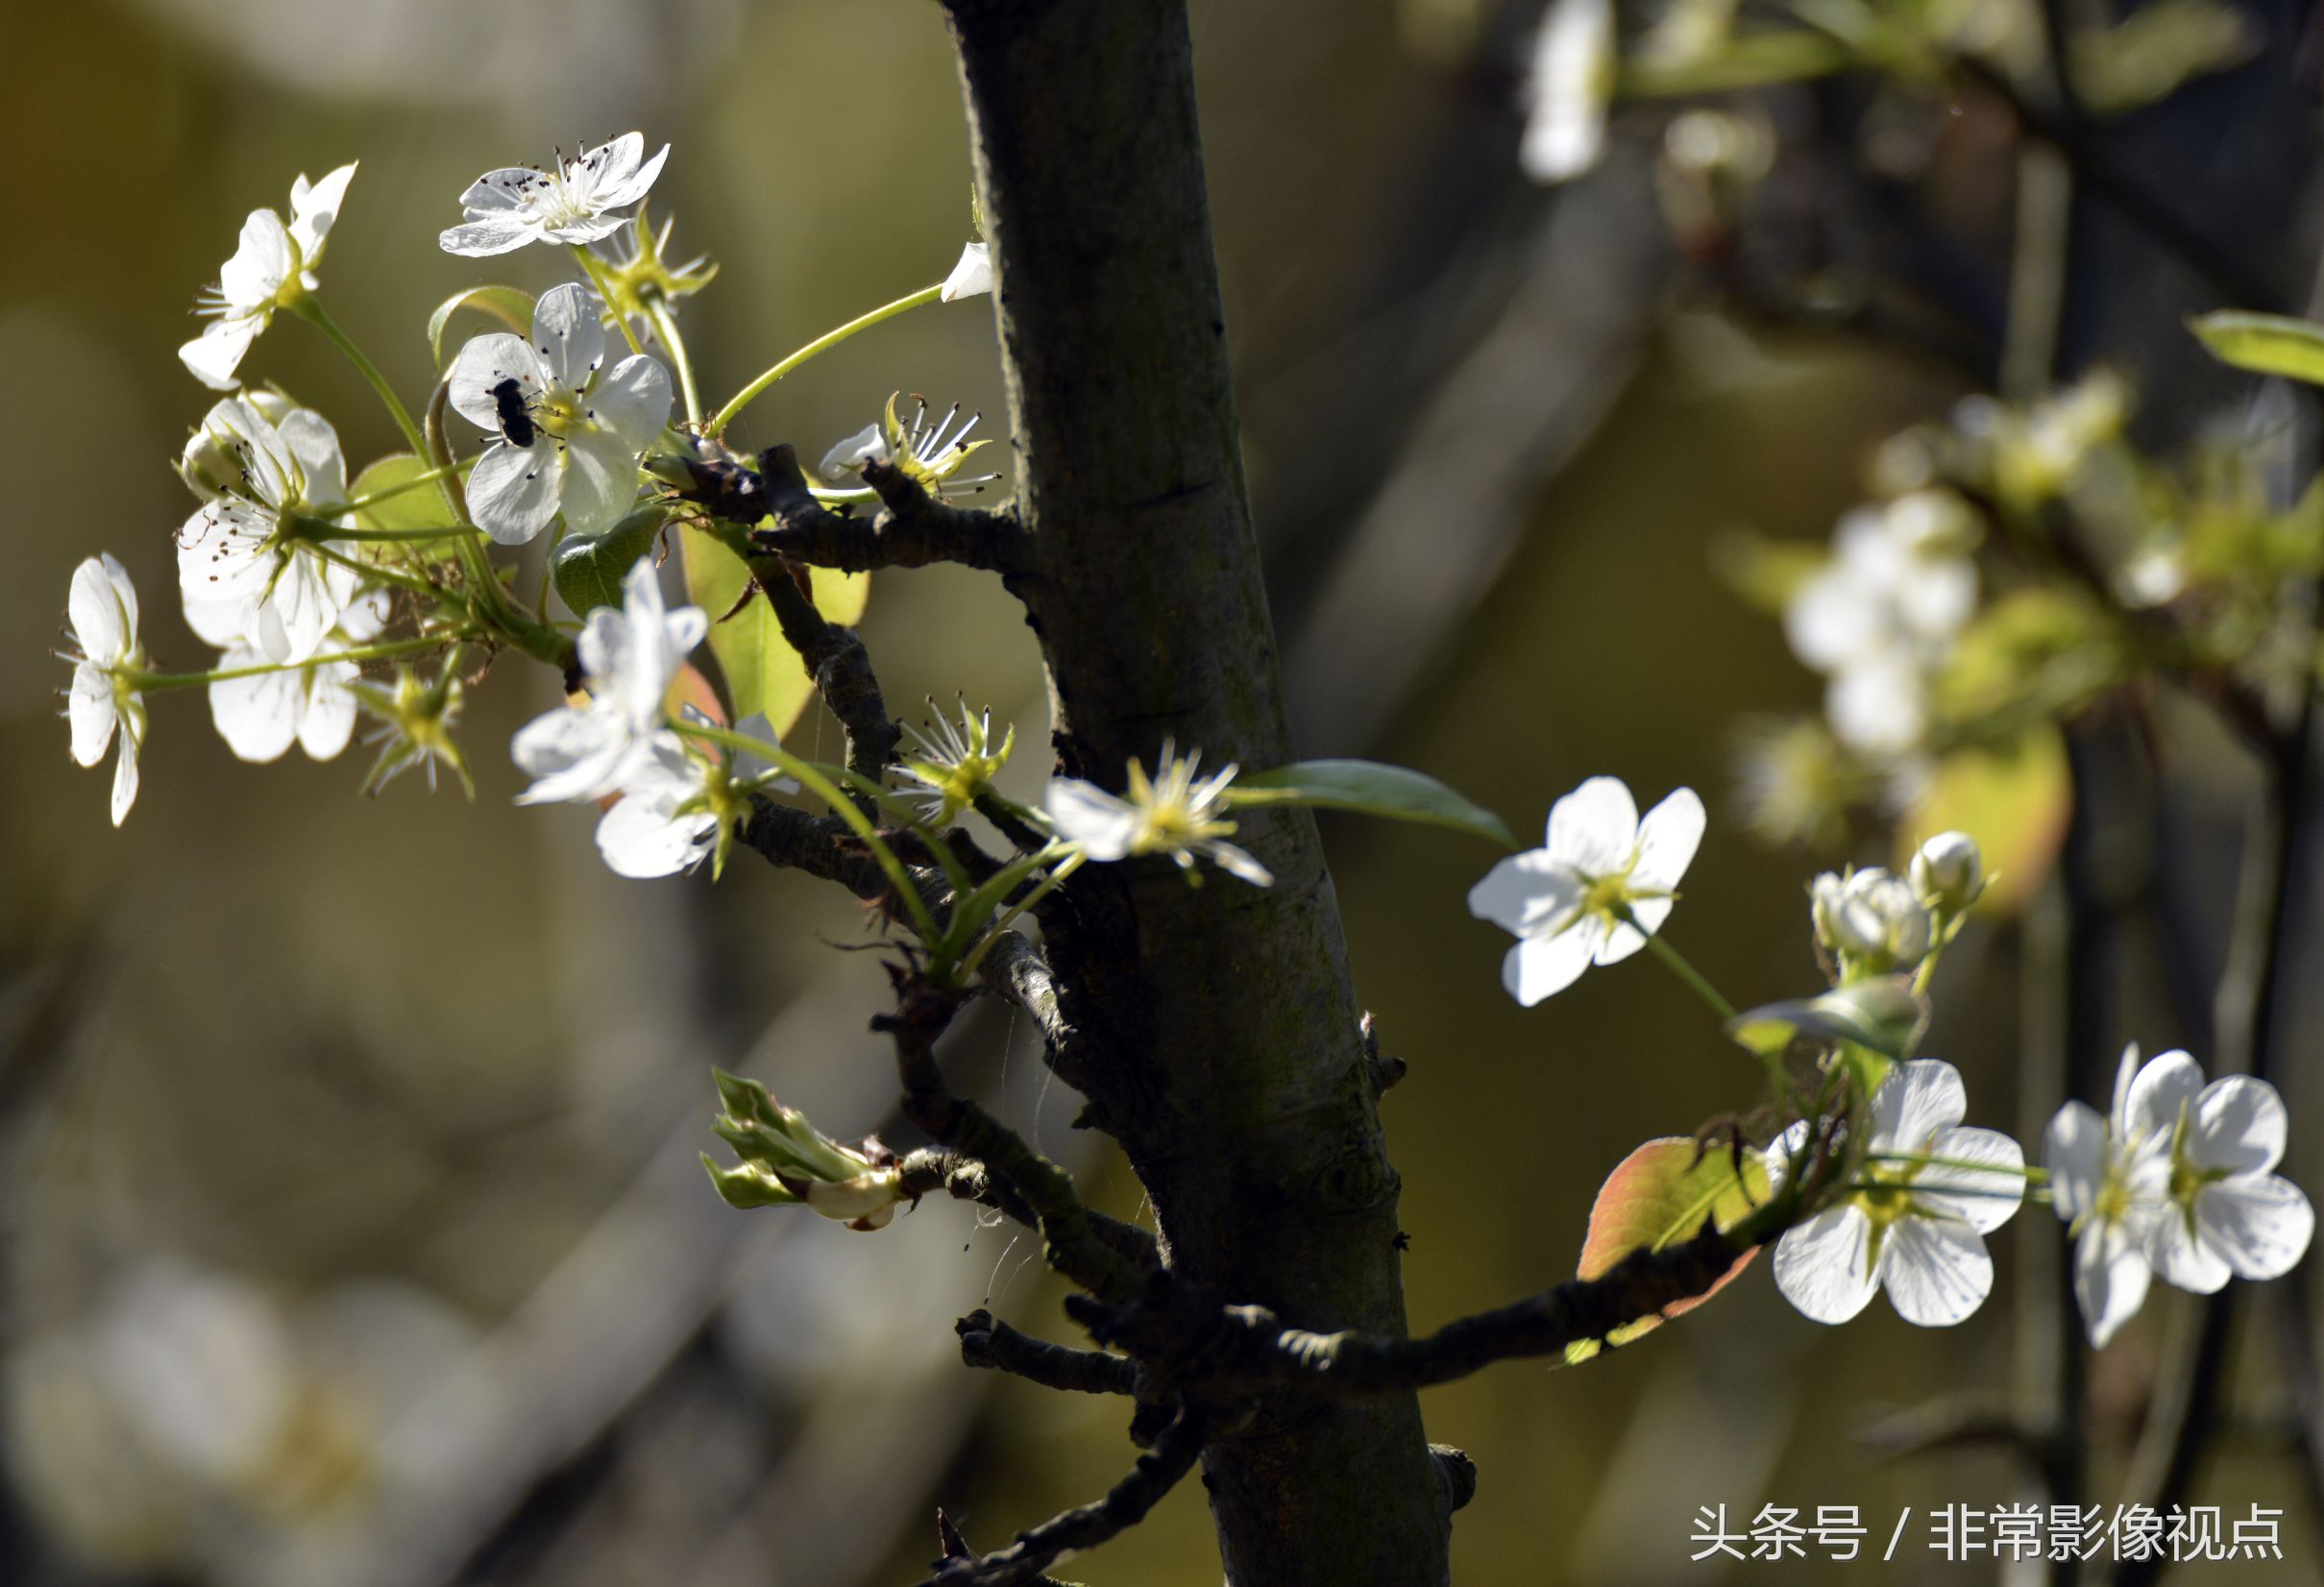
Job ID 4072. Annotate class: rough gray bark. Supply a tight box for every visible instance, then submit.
[942,1,1452,1581]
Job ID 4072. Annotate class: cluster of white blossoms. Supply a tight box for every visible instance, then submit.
[1783,489,1980,761]
[68,125,1007,841]
[1464,785,2312,1339]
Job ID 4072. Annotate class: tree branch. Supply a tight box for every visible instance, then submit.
[670,444,1027,573]
[917,1404,1208,1587]
[957,1308,1139,1396]
[878,969,1150,1303]
[1067,1216,1778,1401]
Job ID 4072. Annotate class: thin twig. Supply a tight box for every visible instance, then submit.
[916,1404,1207,1587]
[957,1308,1139,1396]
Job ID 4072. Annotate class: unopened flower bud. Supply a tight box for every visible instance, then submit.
[1812,867,1932,972]
[1911,831,1986,914]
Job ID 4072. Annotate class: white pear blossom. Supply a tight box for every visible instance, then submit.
[179,163,357,390]
[1466,776,1704,1006]
[199,589,389,765]
[1768,1059,2026,1328]
[1784,491,1979,756]
[439,134,670,256]
[2047,1047,2313,1347]
[61,555,148,827]
[593,727,790,881]
[176,396,361,664]
[511,556,705,805]
[447,283,672,544]
[818,394,1000,500]
[1811,866,1932,971]
[1043,741,1272,887]
[1519,0,1614,184]
[941,241,993,303]
[899,701,1014,823]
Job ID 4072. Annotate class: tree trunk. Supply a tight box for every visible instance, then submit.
[942,2,1454,1581]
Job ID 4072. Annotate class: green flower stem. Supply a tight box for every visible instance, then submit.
[708,282,944,437]
[643,298,702,426]
[956,849,1085,983]
[292,297,430,458]
[1840,1180,2049,1207]
[127,633,462,692]
[308,542,453,601]
[573,247,647,357]
[820,764,971,895]
[1630,920,1739,1022]
[290,515,481,545]
[677,722,940,942]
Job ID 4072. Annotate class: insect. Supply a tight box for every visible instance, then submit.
[489,377,538,449]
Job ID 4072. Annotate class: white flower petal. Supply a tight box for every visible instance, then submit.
[2145,1207,2233,1293]
[820,423,886,483]
[466,443,562,546]
[216,208,292,309]
[531,283,604,390]
[1466,850,1583,937]
[110,733,141,826]
[590,137,668,209]
[1595,897,1667,964]
[439,215,539,257]
[1628,787,1705,892]
[2075,1218,2153,1349]
[69,555,132,662]
[273,409,348,506]
[1916,1125,2025,1234]
[1518,0,1612,183]
[1762,1120,1815,1197]
[1825,654,1925,754]
[1545,775,1638,873]
[1205,841,1274,888]
[447,333,548,431]
[560,428,642,541]
[287,162,357,262]
[208,655,302,763]
[942,241,994,304]
[1880,1217,1994,1327]
[1044,779,1140,859]
[510,708,630,806]
[1871,1059,1968,1153]
[179,317,260,391]
[297,663,359,761]
[2190,1075,2288,1177]
[1772,1206,1879,1325]
[588,354,673,448]
[1505,925,1597,1005]
[2126,1049,2205,1151]
[68,663,116,768]
[2043,1100,2107,1226]
[2193,1174,2313,1282]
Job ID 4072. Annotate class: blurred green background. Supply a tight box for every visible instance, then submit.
[2,0,2315,1582]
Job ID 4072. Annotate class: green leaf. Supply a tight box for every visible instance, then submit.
[1725,975,1927,1063]
[553,506,669,617]
[679,531,871,735]
[1564,1137,1768,1363]
[1230,760,1514,847]
[1620,27,1850,95]
[428,284,535,368]
[350,453,460,533]
[2189,311,2324,386]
